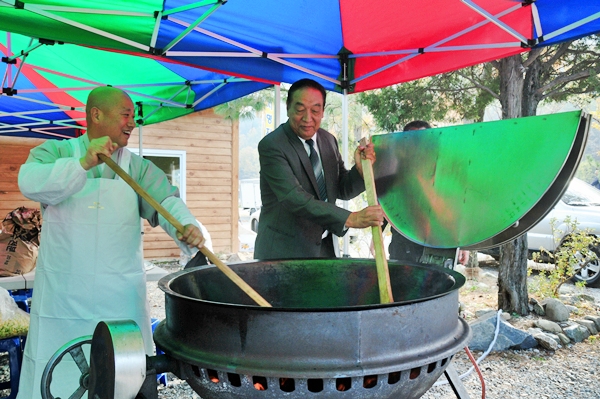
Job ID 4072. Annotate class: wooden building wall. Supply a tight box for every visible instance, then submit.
[0,109,239,259]
[129,109,239,258]
[0,136,44,218]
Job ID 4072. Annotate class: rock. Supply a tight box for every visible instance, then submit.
[542,298,570,322]
[577,294,597,303]
[574,319,599,335]
[475,309,496,318]
[559,294,579,305]
[565,304,579,315]
[468,312,537,351]
[534,319,562,334]
[557,332,571,345]
[532,331,560,350]
[529,297,545,316]
[584,315,600,331]
[544,332,562,346]
[562,323,591,343]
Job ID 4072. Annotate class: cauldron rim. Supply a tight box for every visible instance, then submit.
[158,258,466,311]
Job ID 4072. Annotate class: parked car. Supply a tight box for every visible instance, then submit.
[250,208,261,233]
[482,177,600,287]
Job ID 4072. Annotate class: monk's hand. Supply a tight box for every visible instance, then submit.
[345,205,384,229]
[354,141,376,177]
[458,250,470,265]
[80,136,118,170]
[177,224,205,249]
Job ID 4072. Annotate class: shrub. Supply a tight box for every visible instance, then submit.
[529,216,599,298]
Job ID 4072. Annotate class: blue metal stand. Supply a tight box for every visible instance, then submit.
[8,290,32,313]
[150,318,168,386]
[0,336,25,399]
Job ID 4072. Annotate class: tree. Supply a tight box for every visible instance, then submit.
[358,36,600,315]
[214,87,276,120]
[214,86,280,180]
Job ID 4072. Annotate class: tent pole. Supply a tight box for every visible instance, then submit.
[138,124,143,157]
[138,110,145,258]
[274,84,281,129]
[342,89,350,257]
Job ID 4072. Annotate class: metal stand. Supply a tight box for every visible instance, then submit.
[444,363,471,399]
[136,372,158,399]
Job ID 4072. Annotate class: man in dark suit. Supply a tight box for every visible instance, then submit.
[254,78,383,259]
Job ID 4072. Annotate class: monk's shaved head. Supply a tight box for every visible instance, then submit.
[86,87,131,123]
[85,86,135,148]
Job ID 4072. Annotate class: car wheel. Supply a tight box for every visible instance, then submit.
[251,219,259,233]
[571,246,600,288]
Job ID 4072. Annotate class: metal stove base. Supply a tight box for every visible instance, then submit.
[181,356,462,399]
[135,359,472,399]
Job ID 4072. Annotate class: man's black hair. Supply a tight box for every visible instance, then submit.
[403,120,431,131]
[287,78,327,109]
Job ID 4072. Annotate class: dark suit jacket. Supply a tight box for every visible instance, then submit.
[254,122,365,259]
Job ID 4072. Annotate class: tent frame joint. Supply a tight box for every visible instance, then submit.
[1,57,17,65]
[2,87,18,96]
[39,38,61,46]
[521,38,537,48]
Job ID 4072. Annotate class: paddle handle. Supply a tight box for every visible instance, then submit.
[359,138,394,304]
[98,153,272,307]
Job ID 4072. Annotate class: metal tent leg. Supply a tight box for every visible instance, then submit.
[444,363,471,399]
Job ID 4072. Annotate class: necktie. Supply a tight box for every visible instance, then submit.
[306,139,328,201]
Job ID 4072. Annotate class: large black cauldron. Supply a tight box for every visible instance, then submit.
[153,259,471,399]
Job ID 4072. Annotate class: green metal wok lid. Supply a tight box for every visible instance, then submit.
[372,110,590,250]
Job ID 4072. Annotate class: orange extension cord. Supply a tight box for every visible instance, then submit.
[464,346,486,399]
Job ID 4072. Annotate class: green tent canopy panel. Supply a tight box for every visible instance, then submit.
[372,111,590,249]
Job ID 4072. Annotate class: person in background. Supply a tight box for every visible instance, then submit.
[387,120,470,267]
[254,78,384,259]
[17,86,205,399]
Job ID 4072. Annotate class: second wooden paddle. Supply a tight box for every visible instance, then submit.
[359,137,394,303]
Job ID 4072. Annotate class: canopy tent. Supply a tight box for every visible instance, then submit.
[1,0,599,256]
[0,31,270,139]
[2,1,600,139]
[1,0,600,98]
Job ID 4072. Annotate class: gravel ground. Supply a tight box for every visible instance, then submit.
[146,259,600,399]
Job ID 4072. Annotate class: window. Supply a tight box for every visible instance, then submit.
[129,148,187,202]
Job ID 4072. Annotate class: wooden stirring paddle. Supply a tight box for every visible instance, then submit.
[98,153,272,307]
[359,137,394,303]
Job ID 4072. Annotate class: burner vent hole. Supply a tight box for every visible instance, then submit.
[409,367,421,380]
[307,378,323,392]
[207,369,219,383]
[388,371,401,385]
[363,375,378,388]
[191,365,201,378]
[228,373,241,387]
[441,357,449,367]
[279,378,295,392]
[336,377,351,391]
[427,362,437,373]
[253,376,268,390]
